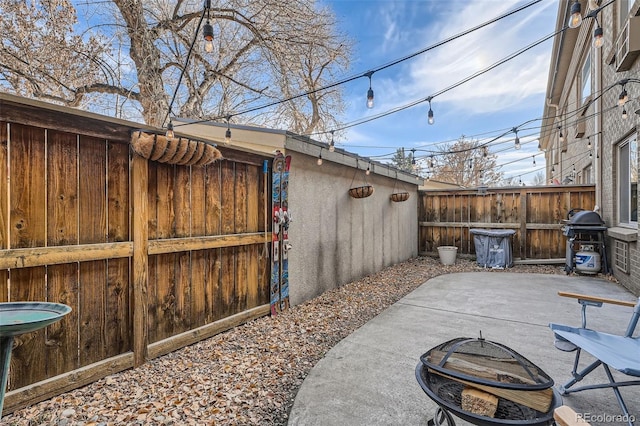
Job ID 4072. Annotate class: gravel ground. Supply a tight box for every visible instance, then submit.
[2,257,577,426]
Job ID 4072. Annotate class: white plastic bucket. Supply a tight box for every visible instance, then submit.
[437,246,458,265]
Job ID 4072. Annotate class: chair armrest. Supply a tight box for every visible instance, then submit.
[554,405,588,426]
[558,292,637,308]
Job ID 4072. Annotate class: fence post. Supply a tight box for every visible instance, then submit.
[132,153,149,366]
[519,189,527,260]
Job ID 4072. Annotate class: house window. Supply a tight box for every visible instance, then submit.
[618,135,638,226]
[619,0,634,29]
[582,164,592,184]
[581,53,591,105]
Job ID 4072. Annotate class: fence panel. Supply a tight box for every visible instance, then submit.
[418,186,596,260]
[0,96,271,415]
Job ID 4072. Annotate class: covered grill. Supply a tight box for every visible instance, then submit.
[561,209,609,274]
[415,336,561,426]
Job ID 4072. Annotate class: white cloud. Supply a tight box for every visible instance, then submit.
[375,0,558,114]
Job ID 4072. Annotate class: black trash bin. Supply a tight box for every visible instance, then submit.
[470,228,516,268]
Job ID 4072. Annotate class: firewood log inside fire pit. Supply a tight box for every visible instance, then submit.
[461,387,498,417]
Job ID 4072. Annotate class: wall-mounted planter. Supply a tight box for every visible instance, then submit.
[349,185,374,199]
[390,192,410,202]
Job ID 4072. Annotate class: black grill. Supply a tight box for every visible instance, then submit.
[561,209,609,274]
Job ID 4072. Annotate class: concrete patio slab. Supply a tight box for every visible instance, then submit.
[288,272,639,426]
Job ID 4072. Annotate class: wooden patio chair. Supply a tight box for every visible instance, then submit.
[549,292,640,426]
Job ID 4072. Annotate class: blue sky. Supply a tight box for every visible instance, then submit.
[322,0,560,183]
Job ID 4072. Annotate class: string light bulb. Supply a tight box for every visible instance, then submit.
[329,131,335,152]
[203,22,214,53]
[618,88,628,106]
[365,71,374,109]
[622,108,628,119]
[366,163,371,175]
[568,0,582,28]
[427,98,434,125]
[559,127,564,143]
[592,25,603,48]
[203,0,214,53]
[587,137,592,149]
[532,155,536,166]
[224,117,231,146]
[317,148,323,166]
[166,121,175,139]
[513,128,521,150]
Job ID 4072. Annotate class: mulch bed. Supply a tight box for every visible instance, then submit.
[2,257,574,425]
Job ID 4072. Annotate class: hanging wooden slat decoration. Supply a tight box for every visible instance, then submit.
[131,131,222,166]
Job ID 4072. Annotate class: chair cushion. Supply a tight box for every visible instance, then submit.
[550,323,640,376]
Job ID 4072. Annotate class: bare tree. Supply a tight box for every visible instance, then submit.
[428,137,503,187]
[0,0,350,132]
[531,171,546,186]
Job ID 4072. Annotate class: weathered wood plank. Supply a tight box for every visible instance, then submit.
[10,123,46,249]
[206,248,222,323]
[0,95,134,143]
[131,153,147,366]
[0,242,133,270]
[220,247,235,318]
[148,233,269,254]
[247,165,260,308]
[47,130,78,246]
[174,166,191,238]
[147,304,270,360]
[46,264,80,377]
[151,162,176,343]
[0,122,8,302]
[79,135,107,244]
[172,165,192,334]
[8,267,47,389]
[2,352,134,416]
[175,251,192,334]
[130,145,148,367]
[151,254,175,343]
[79,261,107,367]
[221,162,236,234]
[190,166,207,327]
[205,162,222,236]
[106,258,130,357]
[235,164,248,312]
[107,141,130,242]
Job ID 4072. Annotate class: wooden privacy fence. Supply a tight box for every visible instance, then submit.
[418,185,596,260]
[0,95,271,414]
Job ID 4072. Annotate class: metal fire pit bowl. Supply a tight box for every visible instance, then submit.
[415,364,562,426]
[415,337,561,426]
